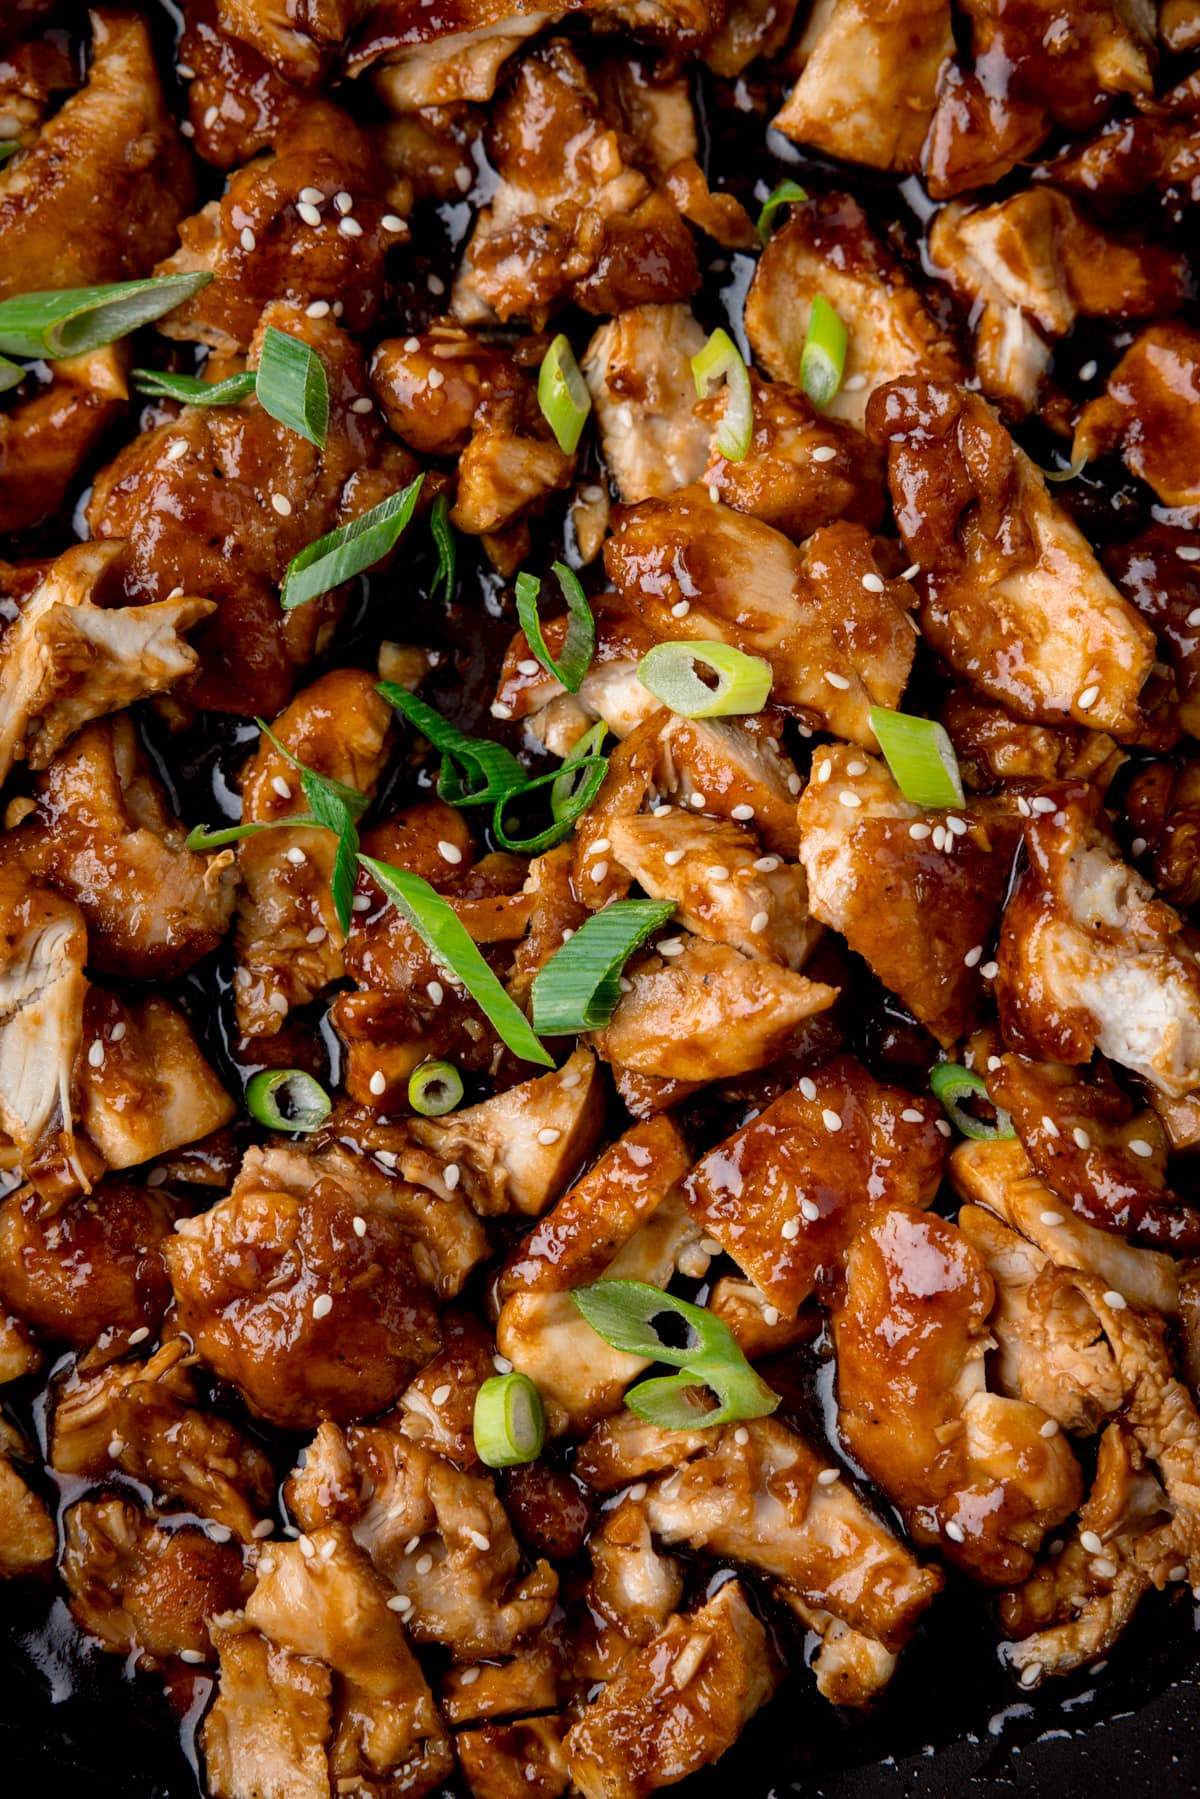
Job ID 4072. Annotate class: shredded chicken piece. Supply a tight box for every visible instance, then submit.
[1073,322,1200,510]
[79,988,236,1173]
[582,303,710,502]
[0,1418,55,1577]
[0,864,86,1176]
[0,346,129,537]
[203,1618,334,1799]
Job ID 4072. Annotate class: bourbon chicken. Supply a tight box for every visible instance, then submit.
[0,2,1198,1797]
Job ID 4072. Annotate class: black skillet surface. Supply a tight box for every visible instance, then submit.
[2,4,1199,1794]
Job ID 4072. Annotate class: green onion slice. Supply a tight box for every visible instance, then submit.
[537,333,590,455]
[184,813,316,851]
[281,475,423,610]
[0,355,24,394]
[258,719,369,936]
[756,178,808,245]
[638,640,772,719]
[245,1068,332,1133]
[571,1280,779,1429]
[0,142,20,167]
[473,1372,547,1468]
[492,756,607,854]
[800,295,848,411]
[430,493,456,604]
[868,706,964,809]
[255,326,329,448]
[408,1058,464,1117]
[0,272,212,359]
[691,327,753,462]
[551,720,608,822]
[531,899,675,1035]
[930,1063,1015,1142]
[359,857,554,1067]
[515,561,595,693]
[1040,454,1088,484]
[130,366,257,407]
[378,682,527,808]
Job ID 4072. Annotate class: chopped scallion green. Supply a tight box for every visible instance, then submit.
[430,493,456,603]
[800,295,848,411]
[0,272,212,359]
[245,1068,332,1133]
[473,1372,546,1467]
[691,327,753,462]
[755,178,808,245]
[254,326,329,448]
[408,1059,464,1117]
[929,1063,1014,1141]
[531,900,675,1035]
[129,366,257,407]
[868,706,964,809]
[514,561,595,693]
[377,682,527,808]
[537,333,590,455]
[281,475,423,610]
[638,640,772,718]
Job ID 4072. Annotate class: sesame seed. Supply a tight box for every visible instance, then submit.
[946,816,967,836]
[203,104,218,128]
[900,563,920,580]
[297,201,322,226]
[1031,796,1057,814]
[964,946,983,968]
[1077,684,1099,711]
[299,1534,316,1557]
[591,837,611,855]
[708,865,730,881]
[1176,546,1200,562]
[382,214,406,232]
[351,397,373,414]
[1042,1114,1060,1138]
[824,670,851,690]
[980,962,998,980]
[811,445,837,463]
[252,1519,274,1538]
[537,1127,562,1145]
[147,1166,168,1186]
[179,1650,205,1665]
[861,572,885,594]
[438,840,463,864]
[339,216,363,238]
[517,658,540,676]
[936,1120,952,1137]
[944,1521,965,1543]
[87,1040,104,1068]
[664,847,686,866]
[754,856,781,872]
[691,791,707,807]
[1039,1419,1059,1437]
[909,822,932,840]
[427,367,444,388]
[333,190,353,214]
[816,761,833,786]
[312,1294,333,1320]
[369,1070,386,1095]
[1019,1664,1043,1688]
[1131,836,1148,857]
[843,373,867,391]
[377,1151,397,1168]
[444,1163,461,1190]
[987,1056,1002,1071]
[750,910,769,932]
[653,804,673,818]
[240,225,257,252]
[386,1595,408,1612]
[1017,796,1031,816]
[1103,1290,1128,1310]
[107,1437,125,1458]
[128,1326,149,1345]
[800,1198,821,1222]
[164,438,188,463]
[177,61,196,77]
[781,1219,800,1240]
[817,1468,840,1486]
[799,1078,817,1100]
[493,1355,513,1374]
[846,760,868,777]
[670,599,690,618]
[1080,1530,1103,1555]
[352,1215,367,1238]
[822,1109,842,1133]
[110,1022,126,1043]
[416,1553,434,1573]
[352,892,371,910]
[659,937,684,956]
[1040,1210,1064,1226]
[287,846,307,865]
[1079,360,1098,381]
[1092,1557,1118,1579]
[460,1666,481,1684]
[708,484,721,502]
[180,120,195,137]
[1128,1138,1153,1158]
[428,274,445,295]
[271,775,292,799]
[1071,1127,1091,1149]
[426,980,444,1006]
[901,1107,924,1124]
[404,336,421,352]
[305,925,326,944]
[431,1383,452,1405]
[270,492,292,516]
[468,1529,490,1551]
[1169,1564,1188,1581]
[590,861,609,882]
[838,790,863,809]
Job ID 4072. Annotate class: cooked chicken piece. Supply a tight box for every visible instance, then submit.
[0,347,128,537]
[1073,322,1200,510]
[636,1416,941,1650]
[745,194,962,431]
[595,936,838,1083]
[286,1425,557,1658]
[203,1619,334,1799]
[684,1056,945,1313]
[457,1718,569,1799]
[1104,526,1200,744]
[576,1410,727,1488]
[396,1312,499,1466]
[1125,757,1200,908]
[606,812,818,968]
[568,709,668,909]
[773,0,952,172]
[62,1498,250,1663]
[212,0,358,84]
[705,0,804,73]
[0,30,76,146]
[499,1113,693,1297]
[0,10,194,296]
[507,844,592,1004]
[164,1143,441,1429]
[581,1497,684,1678]
[0,1418,54,1576]
[604,491,916,744]
[52,1341,275,1541]
[354,1,560,112]
[868,381,1156,738]
[0,865,86,1177]
[498,1191,707,1434]
[582,304,711,502]
[6,717,235,979]
[245,1525,455,1794]
[88,307,419,718]
[655,714,803,860]
[938,685,1120,791]
[702,373,886,540]
[987,1053,1199,1250]
[996,789,1200,1102]
[0,1177,175,1350]
[234,668,393,1036]
[592,56,698,177]
[1043,66,1200,204]
[924,0,1155,198]
[372,327,574,534]
[776,1593,898,1708]
[998,1424,1166,1685]
[452,42,697,327]
[929,191,1186,413]
[707,1277,820,1360]
[492,601,656,754]
[79,989,236,1173]
[0,542,212,785]
[0,1310,40,1385]
[565,1581,778,1799]
[441,1640,562,1725]
[834,1204,1083,1585]
[1181,1260,1200,1394]
[799,746,1021,1045]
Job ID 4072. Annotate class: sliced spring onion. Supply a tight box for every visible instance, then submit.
[1041,454,1088,484]
[0,142,20,167]
[492,756,608,854]
[514,561,595,693]
[255,325,329,448]
[430,493,456,604]
[0,355,24,394]
[756,178,808,245]
[258,719,369,935]
[551,720,608,822]
[638,640,772,719]
[571,1280,779,1429]
[281,474,423,610]
[868,706,964,809]
[531,900,676,1035]
[537,333,590,455]
[930,1063,1014,1142]
[184,813,316,851]
[246,1068,332,1133]
[0,272,212,359]
[359,856,554,1067]
[691,327,753,462]
[473,1372,547,1467]
[800,295,848,411]
[408,1059,464,1117]
[377,682,527,808]
[130,366,257,406]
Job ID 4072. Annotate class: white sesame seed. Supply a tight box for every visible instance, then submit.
[964,946,983,968]
[352,892,371,910]
[822,1109,842,1133]
[416,1553,434,1573]
[386,1595,408,1612]
[1103,1290,1128,1310]
[332,190,353,214]
[690,792,707,807]
[299,1534,316,1557]
[980,962,998,980]
[1042,1114,1060,1138]
[843,373,867,391]
[164,438,188,464]
[438,840,463,864]
[179,1649,205,1665]
[107,1437,125,1458]
[147,1166,168,1186]
[664,847,686,866]
[845,760,867,777]
[517,658,540,676]
[1040,1209,1064,1226]
[352,1215,367,1238]
[180,120,195,137]
[659,937,684,956]
[1072,1127,1091,1149]
[109,1021,127,1043]
[1078,360,1098,381]
[1131,836,1148,857]
[177,60,196,78]
[271,775,292,800]
[781,1218,800,1240]
[1076,684,1099,711]
[861,572,885,594]
[817,1468,840,1486]
[838,790,863,809]
[382,214,406,232]
[787,773,803,795]
[351,397,373,413]
[87,1039,105,1068]
[1176,546,1200,562]
[377,1151,397,1168]
[1092,1557,1118,1579]
[811,445,837,463]
[1169,1564,1188,1581]
[339,216,363,237]
[1188,608,1200,627]
[1080,1531,1104,1555]
[900,563,920,580]
[799,1077,817,1100]
[708,484,721,503]
[591,837,611,855]
[909,822,932,840]
[431,1383,452,1405]
[312,1294,333,1320]
[590,861,609,882]
[304,302,331,323]
[537,1127,561,1145]
[944,1521,965,1543]
[493,1354,512,1373]
[270,492,292,517]
[128,1326,149,1345]
[754,856,780,872]
[286,846,307,865]
[240,225,257,252]
[305,925,326,944]
[459,1665,481,1684]
[824,670,851,690]
[1031,796,1057,814]
[297,201,322,226]
[750,910,770,933]
[427,367,444,388]
[426,980,444,1006]
[1019,1663,1043,1688]
[1017,796,1031,816]
[816,761,833,786]
[946,816,967,836]
[987,1056,1002,1072]
[801,1199,822,1223]
[468,1529,491,1551]
[252,1518,275,1538]
[1039,1419,1059,1437]
[708,865,730,882]
[444,1163,461,1190]
[901,1108,924,1124]
[936,1120,952,1137]
[670,599,690,617]
[203,104,218,128]
[653,804,673,818]
[369,1070,386,1096]
[1128,1138,1153,1158]
[403,336,421,353]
